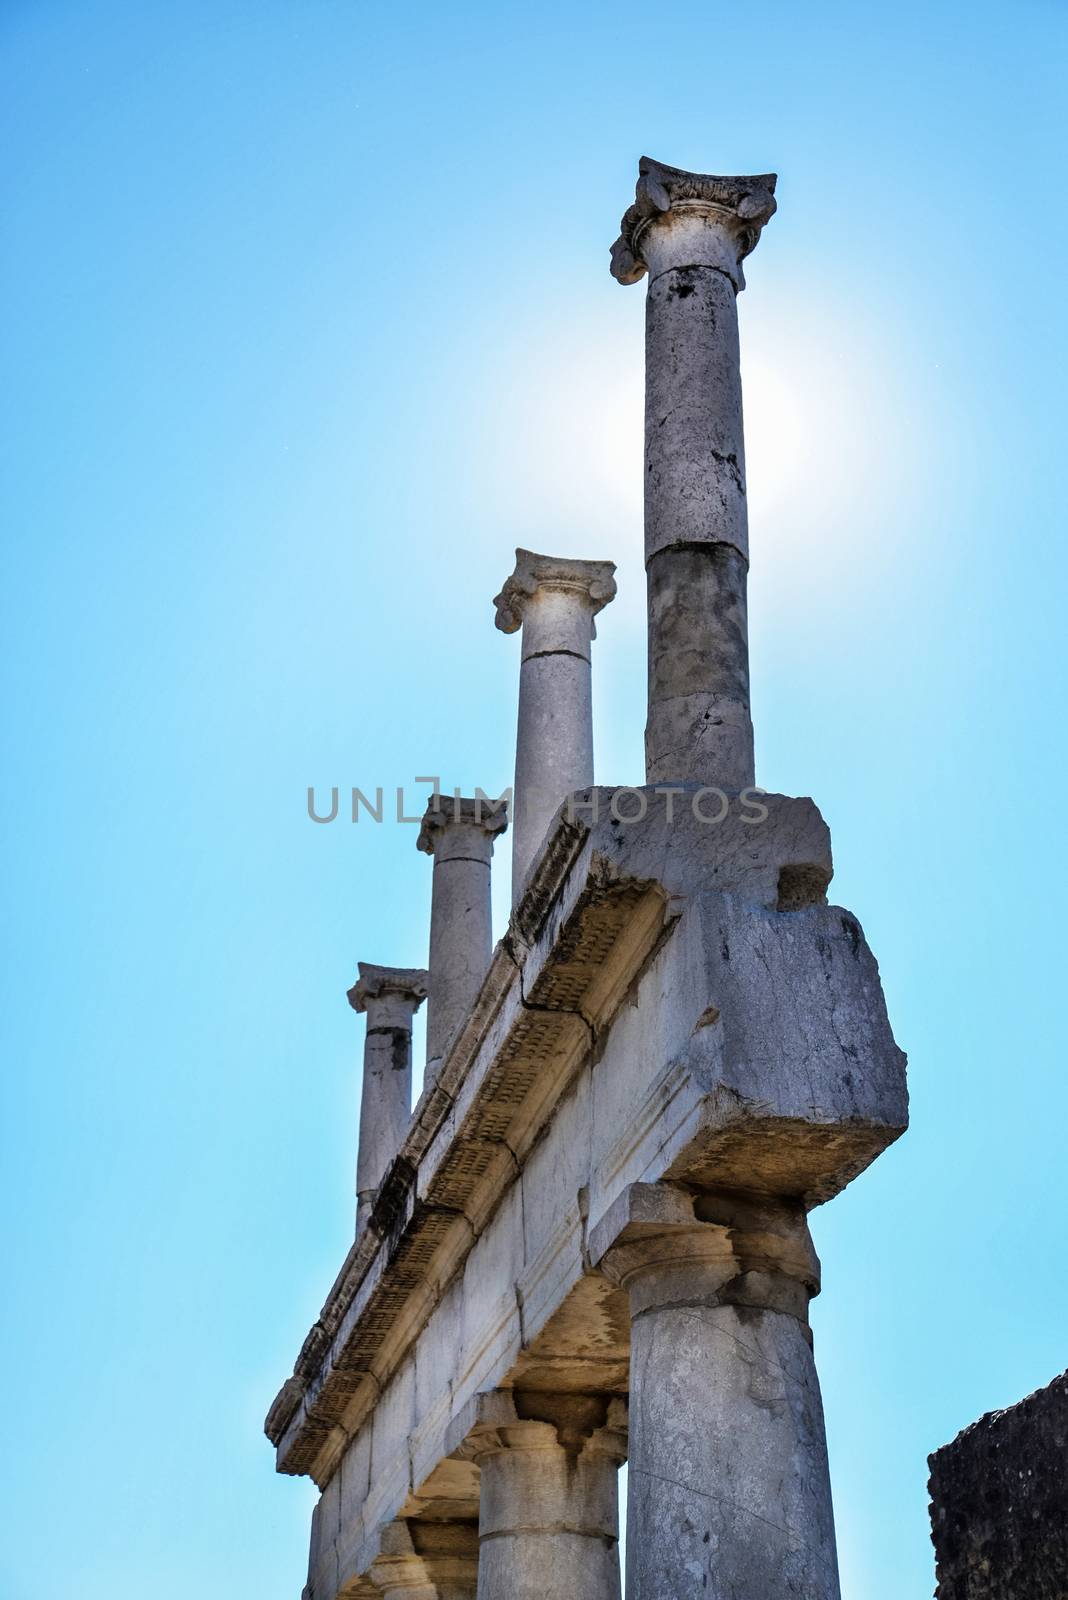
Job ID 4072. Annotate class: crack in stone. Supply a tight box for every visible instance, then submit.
[479,1523,616,1543]
[646,262,738,291]
[522,647,591,664]
[628,1465,839,1574]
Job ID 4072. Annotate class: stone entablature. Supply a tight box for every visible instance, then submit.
[266,789,906,1595]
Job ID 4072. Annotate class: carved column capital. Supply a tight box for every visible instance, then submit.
[493,548,617,642]
[610,157,777,291]
[368,1518,478,1600]
[416,795,508,862]
[454,1389,628,1468]
[347,962,429,1018]
[590,1182,820,1323]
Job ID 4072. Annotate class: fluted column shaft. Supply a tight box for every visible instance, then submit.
[463,1393,626,1600]
[417,797,507,1087]
[347,964,427,1234]
[611,159,778,791]
[594,1186,840,1600]
[494,551,616,904]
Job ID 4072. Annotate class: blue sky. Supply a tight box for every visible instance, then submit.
[2,3,1065,1596]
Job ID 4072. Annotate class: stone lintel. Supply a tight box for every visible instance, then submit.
[493,548,617,637]
[416,794,508,856]
[347,962,429,1014]
[611,156,778,288]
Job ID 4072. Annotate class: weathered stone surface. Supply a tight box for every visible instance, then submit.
[645,545,752,788]
[561,783,832,913]
[929,1371,1068,1599]
[611,160,776,788]
[643,269,749,565]
[495,549,616,905]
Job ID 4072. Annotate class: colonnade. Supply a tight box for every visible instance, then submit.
[343,161,841,1600]
[357,1183,839,1600]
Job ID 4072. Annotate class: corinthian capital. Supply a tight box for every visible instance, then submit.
[610,157,777,289]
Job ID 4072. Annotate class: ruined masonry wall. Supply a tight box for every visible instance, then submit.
[929,1370,1068,1599]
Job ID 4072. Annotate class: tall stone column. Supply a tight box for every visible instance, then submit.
[611,157,778,791]
[494,549,616,904]
[347,963,428,1234]
[460,1391,627,1600]
[417,796,508,1087]
[369,1518,479,1600]
[592,1185,840,1600]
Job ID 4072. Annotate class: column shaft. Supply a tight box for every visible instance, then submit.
[347,965,427,1233]
[418,798,507,1086]
[611,160,777,791]
[644,245,752,791]
[427,845,489,1068]
[355,1016,412,1229]
[494,550,615,904]
[627,1294,838,1600]
[513,590,594,893]
[468,1398,626,1600]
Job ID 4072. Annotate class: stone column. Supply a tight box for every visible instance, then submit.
[611,157,778,792]
[417,795,508,1087]
[591,1184,840,1600]
[370,1518,479,1600]
[347,963,428,1234]
[460,1391,627,1600]
[494,549,616,904]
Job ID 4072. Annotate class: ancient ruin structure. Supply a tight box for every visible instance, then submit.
[265,156,909,1600]
[929,1370,1068,1598]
